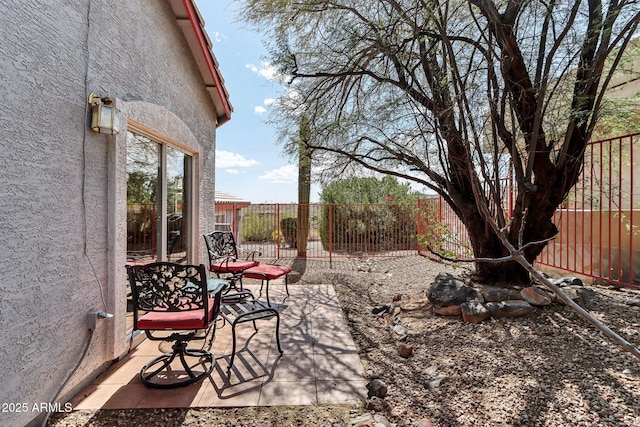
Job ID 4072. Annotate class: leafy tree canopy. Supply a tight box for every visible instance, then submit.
[321,175,423,205]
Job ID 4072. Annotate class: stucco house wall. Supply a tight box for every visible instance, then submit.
[0,1,229,426]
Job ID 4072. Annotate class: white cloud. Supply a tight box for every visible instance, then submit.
[216,150,259,168]
[254,98,277,115]
[245,61,285,81]
[258,165,297,184]
[225,169,241,174]
[213,32,227,43]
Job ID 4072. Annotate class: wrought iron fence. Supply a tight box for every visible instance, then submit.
[537,133,639,289]
[227,203,420,261]
[415,133,639,289]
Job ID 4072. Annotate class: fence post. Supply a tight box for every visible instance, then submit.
[630,135,634,285]
[329,204,333,268]
[277,204,281,259]
[416,199,422,255]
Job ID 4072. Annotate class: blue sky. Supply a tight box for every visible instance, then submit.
[199,1,322,203]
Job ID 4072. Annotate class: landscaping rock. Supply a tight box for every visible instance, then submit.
[366,396,392,412]
[373,414,393,427]
[461,300,490,323]
[557,287,580,303]
[485,300,534,317]
[482,288,521,302]
[372,304,390,315]
[389,306,402,318]
[425,376,447,390]
[393,324,409,338]
[434,305,461,316]
[367,379,388,398]
[352,413,374,426]
[554,277,584,287]
[424,365,438,377]
[428,274,483,306]
[398,343,413,358]
[521,286,552,306]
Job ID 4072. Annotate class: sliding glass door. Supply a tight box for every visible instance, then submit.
[126,131,191,264]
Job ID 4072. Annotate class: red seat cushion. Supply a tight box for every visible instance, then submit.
[242,264,292,280]
[210,259,259,273]
[137,297,217,330]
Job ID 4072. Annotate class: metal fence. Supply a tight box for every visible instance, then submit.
[228,203,420,262]
[537,133,639,289]
[213,135,639,288]
[415,133,639,289]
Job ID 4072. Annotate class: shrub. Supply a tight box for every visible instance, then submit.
[319,177,421,252]
[241,211,274,242]
[280,217,297,248]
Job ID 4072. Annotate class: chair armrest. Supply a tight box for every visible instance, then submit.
[237,246,262,260]
[209,254,238,268]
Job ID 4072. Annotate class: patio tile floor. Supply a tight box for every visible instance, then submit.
[69,282,367,410]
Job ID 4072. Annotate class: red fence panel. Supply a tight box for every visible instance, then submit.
[418,133,639,289]
[417,197,472,259]
[537,133,639,289]
[238,203,419,260]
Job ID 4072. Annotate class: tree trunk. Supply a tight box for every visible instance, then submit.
[297,116,312,258]
[461,207,531,285]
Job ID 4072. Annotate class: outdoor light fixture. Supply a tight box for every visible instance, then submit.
[88,93,120,134]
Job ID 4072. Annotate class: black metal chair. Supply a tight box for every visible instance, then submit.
[126,262,224,388]
[203,231,262,292]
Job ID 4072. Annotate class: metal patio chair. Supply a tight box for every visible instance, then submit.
[126,262,224,388]
[203,231,261,281]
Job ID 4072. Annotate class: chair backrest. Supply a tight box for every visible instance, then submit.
[203,231,239,260]
[126,262,217,329]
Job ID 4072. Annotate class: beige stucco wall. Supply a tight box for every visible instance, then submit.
[0,1,220,426]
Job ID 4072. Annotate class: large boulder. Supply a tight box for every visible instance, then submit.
[428,274,483,306]
[482,288,522,302]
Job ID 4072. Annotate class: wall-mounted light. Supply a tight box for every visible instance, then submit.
[88,93,120,134]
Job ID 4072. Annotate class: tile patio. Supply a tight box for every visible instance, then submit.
[69,282,367,410]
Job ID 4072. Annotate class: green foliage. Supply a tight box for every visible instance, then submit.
[241,211,274,242]
[280,217,298,247]
[319,176,421,252]
[127,171,156,204]
[241,210,299,243]
[321,175,422,204]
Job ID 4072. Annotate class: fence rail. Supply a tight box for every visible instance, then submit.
[214,135,638,288]
[537,133,639,288]
[221,203,420,262]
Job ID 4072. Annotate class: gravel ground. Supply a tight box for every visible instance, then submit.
[48,255,640,427]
